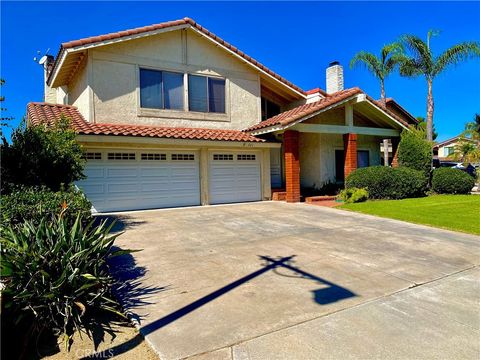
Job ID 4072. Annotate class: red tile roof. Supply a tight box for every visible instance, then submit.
[244,88,363,132]
[27,102,264,142]
[48,18,306,96]
[244,88,411,133]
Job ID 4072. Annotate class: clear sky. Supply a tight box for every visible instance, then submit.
[1,1,479,141]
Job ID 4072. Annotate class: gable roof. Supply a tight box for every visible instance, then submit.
[48,17,306,98]
[432,135,473,149]
[27,102,264,143]
[244,88,411,133]
[384,98,418,124]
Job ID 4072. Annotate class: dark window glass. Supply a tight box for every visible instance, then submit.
[188,75,207,112]
[335,150,345,182]
[357,150,370,168]
[261,97,281,120]
[266,100,280,119]
[163,72,184,110]
[208,78,225,113]
[140,69,163,109]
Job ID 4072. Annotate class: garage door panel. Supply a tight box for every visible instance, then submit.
[106,167,138,178]
[140,168,171,177]
[209,152,261,205]
[78,150,200,212]
[84,167,105,178]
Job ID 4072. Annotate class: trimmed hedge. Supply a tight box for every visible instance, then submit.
[432,168,475,194]
[346,166,428,199]
[0,185,92,227]
[397,130,433,176]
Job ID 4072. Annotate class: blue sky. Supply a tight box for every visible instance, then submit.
[1,1,479,142]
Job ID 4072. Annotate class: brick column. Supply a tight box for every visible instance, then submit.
[391,137,400,168]
[343,133,357,179]
[284,130,300,203]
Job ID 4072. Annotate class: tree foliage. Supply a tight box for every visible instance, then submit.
[398,31,480,141]
[350,43,403,104]
[1,78,15,132]
[1,116,85,192]
[416,116,438,140]
[397,129,433,176]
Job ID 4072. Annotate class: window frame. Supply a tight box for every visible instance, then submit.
[188,74,226,114]
[139,67,185,111]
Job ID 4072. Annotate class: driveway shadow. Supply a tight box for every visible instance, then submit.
[88,254,355,358]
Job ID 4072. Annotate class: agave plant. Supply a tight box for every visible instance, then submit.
[0,212,134,351]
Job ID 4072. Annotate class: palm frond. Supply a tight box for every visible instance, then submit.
[399,58,424,77]
[400,34,434,76]
[350,51,383,79]
[433,41,480,76]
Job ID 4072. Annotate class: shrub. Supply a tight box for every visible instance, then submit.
[0,185,92,228]
[301,181,343,197]
[346,166,428,199]
[431,167,475,194]
[339,187,369,204]
[0,214,132,349]
[397,129,433,176]
[1,116,85,193]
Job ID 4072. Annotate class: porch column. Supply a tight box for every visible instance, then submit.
[391,137,400,168]
[343,133,357,179]
[284,130,300,203]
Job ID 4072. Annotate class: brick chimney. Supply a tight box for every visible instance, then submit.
[43,55,56,103]
[326,61,344,94]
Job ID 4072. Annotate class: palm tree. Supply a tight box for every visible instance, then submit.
[350,43,403,107]
[399,31,480,141]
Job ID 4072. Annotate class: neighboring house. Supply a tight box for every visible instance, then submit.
[27,17,416,212]
[433,136,466,160]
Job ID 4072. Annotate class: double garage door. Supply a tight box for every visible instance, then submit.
[76,149,261,212]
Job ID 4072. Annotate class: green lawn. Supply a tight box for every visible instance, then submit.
[340,195,480,235]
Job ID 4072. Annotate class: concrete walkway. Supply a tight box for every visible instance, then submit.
[109,202,480,360]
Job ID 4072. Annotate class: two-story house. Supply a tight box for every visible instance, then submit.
[27,17,417,212]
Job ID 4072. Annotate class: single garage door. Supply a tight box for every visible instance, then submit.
[209,151,261,205]
[76,150,200,212]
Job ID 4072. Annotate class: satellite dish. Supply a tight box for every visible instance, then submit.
[38,55,48,65]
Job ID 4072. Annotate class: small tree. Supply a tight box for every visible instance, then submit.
[397,128,433,176]
[1,116,85,192]
[416,116,438,141]
[1,79,15,133]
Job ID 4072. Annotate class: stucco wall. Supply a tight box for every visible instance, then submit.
[299,133,381,188]
[78,28,260,129]
[68,57,90,121]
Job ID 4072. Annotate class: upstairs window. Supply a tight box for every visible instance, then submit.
[188,75,225,113]
[261,97,281,121]
[140,69,184,110]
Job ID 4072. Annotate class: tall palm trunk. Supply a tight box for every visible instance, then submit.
[380,80,386,107]
[427,79,434,141]
[426,78,434,142]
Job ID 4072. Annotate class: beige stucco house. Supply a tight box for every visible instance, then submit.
[28,17,417,212]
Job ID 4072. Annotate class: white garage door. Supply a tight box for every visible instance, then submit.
[76,150,200,212]
[209,151,261,205]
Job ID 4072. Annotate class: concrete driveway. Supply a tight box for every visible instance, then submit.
[109,202,480,360]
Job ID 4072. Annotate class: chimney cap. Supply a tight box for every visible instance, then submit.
[329,61,340,67]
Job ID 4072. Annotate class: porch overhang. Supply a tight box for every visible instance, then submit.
[248,93,409,137]
[290,124,400,137]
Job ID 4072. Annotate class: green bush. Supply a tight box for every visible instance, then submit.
[1,116,85,192]
[432,168,475,194]
[346,166,428,199]
[1,185,92,228]
[397,129,433,176]
[339,187,369,204]
[0,214,132,348]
